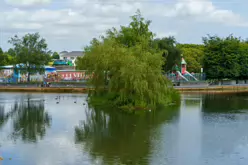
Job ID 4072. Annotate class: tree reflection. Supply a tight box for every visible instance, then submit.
[0,103,19,130]
[11,98,51,142]
[74,104,180,165]
[0,96,51,143]
[202,93,248,113]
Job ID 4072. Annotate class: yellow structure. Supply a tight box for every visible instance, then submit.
[48,61,54,66]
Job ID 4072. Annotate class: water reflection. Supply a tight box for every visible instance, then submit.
[74,104,180,165]
[1,92,248,165]
[202,93,248,113]
[176,95,203,165]
[0,95,51,143]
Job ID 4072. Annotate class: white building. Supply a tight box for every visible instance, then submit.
[59,51,84,66]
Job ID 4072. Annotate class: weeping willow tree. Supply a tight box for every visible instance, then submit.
[76,10,179,110]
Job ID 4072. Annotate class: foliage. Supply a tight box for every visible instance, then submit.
[105,9,154,48]
[203,35,242,80]
[7,48,16,57]
[52,52,60,59]
[152,36,181,72]
[238,42,248,79]
[77,10,179,110]
[8,32,51,81]
[0,47,15,66]
[177,44,204,73]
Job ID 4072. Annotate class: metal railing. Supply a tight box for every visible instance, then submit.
[165,73,206,82]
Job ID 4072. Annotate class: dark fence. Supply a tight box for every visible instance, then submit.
[165,73,206,82]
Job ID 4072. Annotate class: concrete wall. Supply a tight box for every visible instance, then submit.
[238,80,245,84]
[221,80,237,85]
[54,66,75,70]
[180,81,209,87]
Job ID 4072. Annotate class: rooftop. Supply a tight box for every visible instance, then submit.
[60,51,84,57]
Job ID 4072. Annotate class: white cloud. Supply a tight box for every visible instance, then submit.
[5,0,51,6]
[161,0,247,27]
[0,0,248,51]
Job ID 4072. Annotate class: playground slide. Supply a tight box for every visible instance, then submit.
[185,71,198,81]
[176,71,188,81]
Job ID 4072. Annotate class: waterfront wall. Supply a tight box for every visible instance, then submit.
[1,85,248,93]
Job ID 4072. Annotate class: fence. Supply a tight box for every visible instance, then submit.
[0,68,206,84]
[165,73,206,82]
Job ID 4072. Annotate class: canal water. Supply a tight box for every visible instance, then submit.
[1,92,248,165]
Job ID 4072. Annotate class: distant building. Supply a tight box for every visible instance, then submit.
[59,51,84,66]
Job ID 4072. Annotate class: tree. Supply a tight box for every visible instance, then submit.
[105,9,154,48]
[238,42,248,80]
[152,37,181,72]
[0,47,5,66]
[203,35,241,80]
[8,33,51,81]
[76,10,179,110]
[0,47,3,55]
[177,44,204,73]
[0,47,14,66]
[7,48,16,57]
[52,52,60,59]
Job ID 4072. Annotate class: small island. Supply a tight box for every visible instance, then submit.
[76,10,179,111]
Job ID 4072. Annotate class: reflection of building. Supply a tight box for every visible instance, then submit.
[59,51,84,66]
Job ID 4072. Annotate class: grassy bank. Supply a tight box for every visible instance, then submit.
[1,86,248,93]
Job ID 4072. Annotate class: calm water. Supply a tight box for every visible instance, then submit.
[1,92,248,165]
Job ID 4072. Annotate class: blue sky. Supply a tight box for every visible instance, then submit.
[0,0,248,52]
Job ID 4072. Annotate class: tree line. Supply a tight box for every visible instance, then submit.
[1,12,248,81]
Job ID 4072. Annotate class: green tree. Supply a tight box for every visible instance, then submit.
[0,47,14,66]
[105,9,154,48]
[8,33,51,81]
[152,37,181,72]
[52,52,60,59]
[7,48,16,57]
[0,47,3,55]
[203,35,241,80]
[177,44,204,73]
[0,47,5,66]
[238,42,248,80]
[77,11,179,110]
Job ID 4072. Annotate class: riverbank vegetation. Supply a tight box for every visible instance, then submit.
[76,10,179,111]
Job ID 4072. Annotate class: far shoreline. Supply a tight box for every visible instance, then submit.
[1,85,248,94]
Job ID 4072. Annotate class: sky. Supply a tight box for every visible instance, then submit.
[0,0,248,52]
